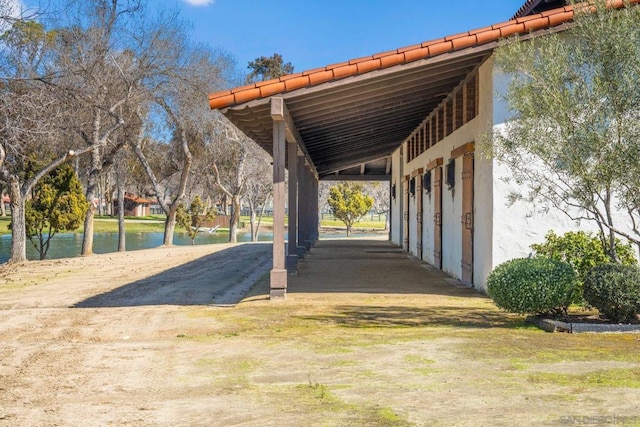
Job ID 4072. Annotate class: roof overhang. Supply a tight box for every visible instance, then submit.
[220,44,494,180]
[210,0,638,181]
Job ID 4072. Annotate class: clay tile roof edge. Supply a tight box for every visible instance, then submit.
[209,0,639,111]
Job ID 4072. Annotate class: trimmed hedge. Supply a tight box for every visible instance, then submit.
[487,257,577,316]
[530,230,637,305]
[583,264,640,323]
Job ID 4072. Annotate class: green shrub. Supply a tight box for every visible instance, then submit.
[583,264,640,323]
[530,231,637,304]
[487,258,578,316]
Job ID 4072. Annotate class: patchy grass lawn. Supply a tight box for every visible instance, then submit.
[175,277,640,426]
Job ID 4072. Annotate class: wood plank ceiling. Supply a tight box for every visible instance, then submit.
[220,45,494,180]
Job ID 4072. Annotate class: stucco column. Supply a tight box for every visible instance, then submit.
[287,141,298,272]
[270,118,287,299]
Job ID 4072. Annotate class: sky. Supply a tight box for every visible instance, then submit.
[153,0,528,77]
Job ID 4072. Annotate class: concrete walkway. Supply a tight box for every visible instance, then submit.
[288,237,484,298]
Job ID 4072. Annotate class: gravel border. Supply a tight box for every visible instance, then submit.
[526,316,640,333]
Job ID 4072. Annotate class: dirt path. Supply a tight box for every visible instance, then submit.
[0,243,272,426]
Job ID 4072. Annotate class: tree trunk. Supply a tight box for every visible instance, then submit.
[0,185,6,217]
[163,207,177,246]
[117,177,126,252]
[250,209,257,242]
[8,179,27,263]
[81,176,98,256]
[81,147,101,256]
[228,196,240,243]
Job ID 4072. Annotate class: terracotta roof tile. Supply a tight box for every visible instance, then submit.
[234,87,261,104]
[279,72,304,81]
[451,34,478,50]
[379,53,405,69]
[499,22,526,38]
[308,69,334,85]
[326,60,350,70]
[548,10,574,26]
[259,81,286,98]
[209,93,236,110]
[402,47,430,63]
[231,83,257,94]
[356,58,382,74]
[491,20,516,30]
[468,26,493,35]
[427,40,454,57]
[209,0,640,111]
[421,38,445,48]
[349,55,375,65]
[397,43,423,53]
[283,75,310,91]
[373,49,400,59]
[475,28,502,44]
[445,31,472,41]
[332,64,358,79]
[522,16,551,31]
[515,13,543,23]
[255,78,281,87]
[302,66,329,75]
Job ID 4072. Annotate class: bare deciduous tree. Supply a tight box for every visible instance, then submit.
[0,13,92,262]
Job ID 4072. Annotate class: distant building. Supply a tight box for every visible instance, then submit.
[114,194,153,217]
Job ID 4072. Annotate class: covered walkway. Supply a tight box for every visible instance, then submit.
[287,237,483,298]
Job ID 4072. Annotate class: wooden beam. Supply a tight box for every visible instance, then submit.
[321,174,390,181]
[271,97,318,178]
[385,157,392,175]
[411,167,424,178]
[426,157,443,170]
[451,142,475,159]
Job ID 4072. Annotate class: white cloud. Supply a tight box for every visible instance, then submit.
[181,0,215,6]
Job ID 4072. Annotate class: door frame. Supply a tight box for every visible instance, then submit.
[450,143,475,285]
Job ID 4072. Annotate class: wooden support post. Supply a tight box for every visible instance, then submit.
[303,163,313,250]
[311,175,319,243]
[270,100,287,299]
[297,155,307,257]
[287,141,298,273]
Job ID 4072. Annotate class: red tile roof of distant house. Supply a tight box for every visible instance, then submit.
[124,194,153,204]
[209,0,639,111]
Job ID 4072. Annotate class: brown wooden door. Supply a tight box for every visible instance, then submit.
[403,176,409,251]
[417,175,423,259]
[433,167,442,269]
[461,153,474,284]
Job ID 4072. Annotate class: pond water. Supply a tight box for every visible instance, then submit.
[0,231,274,264]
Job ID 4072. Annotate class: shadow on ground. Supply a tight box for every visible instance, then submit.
[298,305,525,329]
[287,238,488,298]
[74,243,272,308]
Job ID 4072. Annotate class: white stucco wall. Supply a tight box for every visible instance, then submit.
[490,57,639,282]
[390,46,640,294]
[395,58,496,287]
